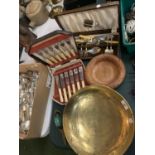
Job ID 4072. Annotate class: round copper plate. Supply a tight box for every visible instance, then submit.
[63,86,134,155]
[85,54,126,88]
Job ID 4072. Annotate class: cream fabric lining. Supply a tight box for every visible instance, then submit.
[57,6,118,33]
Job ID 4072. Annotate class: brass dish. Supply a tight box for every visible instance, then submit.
[63,86,134,155]
[85,54,126,88]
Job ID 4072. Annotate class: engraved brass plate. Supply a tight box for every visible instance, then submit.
[63,86,134,155]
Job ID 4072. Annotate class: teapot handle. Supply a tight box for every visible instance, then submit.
[19,5,26,13]
[29,21,35,28]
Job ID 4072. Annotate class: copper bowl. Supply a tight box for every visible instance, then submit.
[85,54,126,88]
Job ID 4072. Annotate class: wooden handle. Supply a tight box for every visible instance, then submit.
[58,88,64,102]
[81,80,85,88]
[63,88,68,103]
[77,81,81,90]
[72,84,76,94]
[67,85,72,98]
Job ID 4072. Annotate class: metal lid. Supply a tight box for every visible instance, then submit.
[26,1,42,16]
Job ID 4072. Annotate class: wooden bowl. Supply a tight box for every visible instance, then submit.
[85,54,126,88]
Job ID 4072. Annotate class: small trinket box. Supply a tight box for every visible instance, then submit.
[19,63,51,139]
[55,1,120,59]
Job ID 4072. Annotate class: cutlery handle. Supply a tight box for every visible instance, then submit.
[67,85,72,98]
[77,81,81,90]
[60,53,67,60]
[45,58,54,65]
[63,88,68,103]
[81,80,85,88]
[58,88,64,102]
[64,50,72,58]
[50,57,58,63]
[70,50,76,56]
[72,84,76,94]
[55,55,62,61]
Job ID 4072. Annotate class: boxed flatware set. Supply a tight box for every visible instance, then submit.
[29,30,87,105]
[55,1,120,59]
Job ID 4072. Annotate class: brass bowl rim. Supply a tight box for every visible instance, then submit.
[63,85,135,155]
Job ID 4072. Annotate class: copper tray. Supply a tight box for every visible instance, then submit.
[85,54,126,88]
[63,86,134,155]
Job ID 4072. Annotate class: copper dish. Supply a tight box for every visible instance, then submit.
[63,86,134,155]
[85,54,126,88]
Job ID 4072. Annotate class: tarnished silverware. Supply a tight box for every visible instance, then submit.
[19,71,39,134]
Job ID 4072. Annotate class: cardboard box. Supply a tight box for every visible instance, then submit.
[19,63,51,139]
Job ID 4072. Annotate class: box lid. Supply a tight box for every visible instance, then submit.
[29,30,79,67]
[55,1,119,35]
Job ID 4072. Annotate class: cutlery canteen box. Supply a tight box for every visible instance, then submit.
[29,30,87,105]
[55,1,120,59]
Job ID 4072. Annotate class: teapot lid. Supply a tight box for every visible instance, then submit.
[26,0,42,16]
